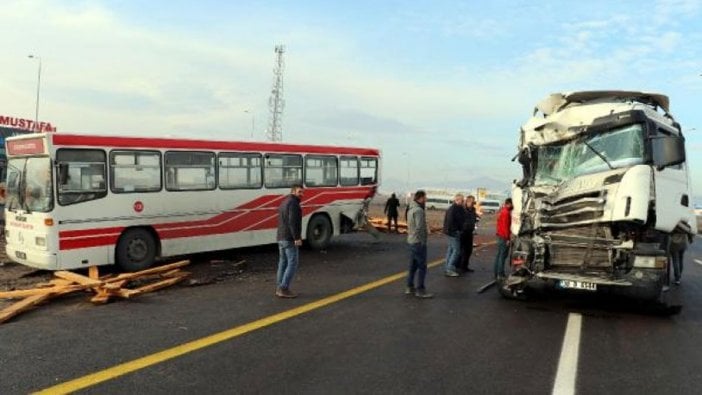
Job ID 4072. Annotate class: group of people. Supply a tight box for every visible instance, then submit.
[403,190,514,298]
[441,193,478,277]
[273,185,515,300]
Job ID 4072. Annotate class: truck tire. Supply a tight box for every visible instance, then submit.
[116,228,157,272]
[306,215,332,250]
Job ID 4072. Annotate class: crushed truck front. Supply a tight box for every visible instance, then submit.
[506,91,696,305]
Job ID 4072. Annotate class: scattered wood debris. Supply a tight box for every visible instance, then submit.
[0,260,190,324]
[367,217,443,235]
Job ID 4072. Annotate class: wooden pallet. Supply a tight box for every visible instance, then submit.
[0,260,190,324]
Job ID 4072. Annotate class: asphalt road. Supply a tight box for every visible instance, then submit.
[2,232,702,394]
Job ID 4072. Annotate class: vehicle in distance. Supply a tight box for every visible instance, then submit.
[477,199,500,214]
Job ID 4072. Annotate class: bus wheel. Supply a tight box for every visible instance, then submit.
[307,215,332,250]
[116,228,156,272]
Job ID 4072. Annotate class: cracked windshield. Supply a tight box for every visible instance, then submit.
[534,124,645,185]
[5,157,53,212]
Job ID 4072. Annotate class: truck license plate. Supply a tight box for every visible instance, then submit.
[15,251,27,260]
[559,280,597,291]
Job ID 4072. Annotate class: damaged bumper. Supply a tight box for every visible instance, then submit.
[525,268,666,301]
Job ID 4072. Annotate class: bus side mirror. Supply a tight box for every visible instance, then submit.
[57,163,69,185]
[652,135,685,170]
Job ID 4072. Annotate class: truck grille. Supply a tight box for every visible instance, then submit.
[539,190,606,228]
[546,225,613,268]
[549,245,611,268]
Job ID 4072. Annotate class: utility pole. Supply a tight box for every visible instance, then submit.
[244,110,255,139]
[28,54,42,131]
[266,45,285,142]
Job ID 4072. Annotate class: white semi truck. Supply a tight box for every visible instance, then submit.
[505,91,696,309]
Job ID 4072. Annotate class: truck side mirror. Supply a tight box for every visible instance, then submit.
[652,135,685,169]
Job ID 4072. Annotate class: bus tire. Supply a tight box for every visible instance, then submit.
[116,228,157,272]
[306,215,332,250]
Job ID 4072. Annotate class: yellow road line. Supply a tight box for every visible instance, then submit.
[35,241,497,394]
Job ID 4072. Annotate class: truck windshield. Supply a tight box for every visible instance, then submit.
[5,157,53,213]
[534,124,645,185]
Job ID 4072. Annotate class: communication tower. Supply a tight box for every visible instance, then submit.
[267,45,285,141]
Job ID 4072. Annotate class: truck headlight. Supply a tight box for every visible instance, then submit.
[633,255,667,269]
[35,237,46,247]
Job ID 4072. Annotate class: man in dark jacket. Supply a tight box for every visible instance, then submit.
[443,194,466,277]
[384,193,401,232]
[459,195,478,273]
[276,184,304,298]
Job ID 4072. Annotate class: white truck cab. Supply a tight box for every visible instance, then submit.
[505,91,696,309]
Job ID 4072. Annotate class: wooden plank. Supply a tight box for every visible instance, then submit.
[0,293,53,324]
[104,260,190,283]
[121,274,188,298]
[54,271,103,287]
[89,266,99,280]
[90,288,112,304]
[0,283,91,299]
[90,294,110,304]
[102,280,128,291]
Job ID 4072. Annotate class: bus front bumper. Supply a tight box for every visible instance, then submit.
[6,244,58,270]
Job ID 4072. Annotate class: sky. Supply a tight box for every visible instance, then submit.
[1,0,702,194]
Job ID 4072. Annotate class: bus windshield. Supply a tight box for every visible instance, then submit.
[6,157,53,213]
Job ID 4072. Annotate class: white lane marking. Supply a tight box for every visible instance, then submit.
[695,259,702,266]
[553,313,583,395]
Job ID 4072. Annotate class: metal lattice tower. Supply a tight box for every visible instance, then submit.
[266,45,285,141]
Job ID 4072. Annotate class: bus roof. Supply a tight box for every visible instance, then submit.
[7,133,380,157]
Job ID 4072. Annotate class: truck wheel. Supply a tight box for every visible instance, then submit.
[116,228,156,272]
[306,215,332,250]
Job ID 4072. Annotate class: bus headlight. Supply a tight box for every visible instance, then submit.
[35,237,47,247]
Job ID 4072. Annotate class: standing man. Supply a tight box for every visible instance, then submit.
[276,184,304,298]
[669,232,690,285]
[384,193,401,232]
[406,190,434,298]
[459,195,478,273]
[493,198,513,280]
[443,194,465,277]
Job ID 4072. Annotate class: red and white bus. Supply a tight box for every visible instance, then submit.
[4,133,380,271]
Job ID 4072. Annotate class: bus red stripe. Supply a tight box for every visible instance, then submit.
[57,190,374,249]
[59,235,121,250]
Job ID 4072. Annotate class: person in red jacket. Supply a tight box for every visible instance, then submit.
[493,198,513,279]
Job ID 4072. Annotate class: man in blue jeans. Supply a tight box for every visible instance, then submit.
[406,190,434,299]
[493,198,513,279]
[276,184,304,298]
[443,194,465,277]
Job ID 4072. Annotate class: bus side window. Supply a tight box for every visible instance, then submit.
[360,157,378,185]
[165,151,216,191]
[305,156,338,187]
[339,156,359,186]
[264,154,302,189]
[110,150,162,193]
[56,149,107,206]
